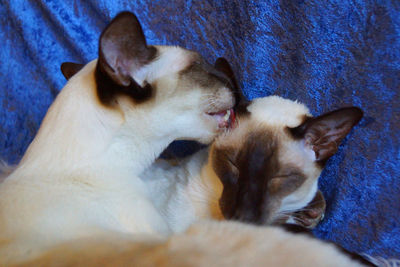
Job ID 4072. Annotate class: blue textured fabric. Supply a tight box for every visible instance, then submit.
[0,0,399,259]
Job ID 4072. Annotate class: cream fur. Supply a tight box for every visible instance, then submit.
[0,45,234,264]
[142,96,326,231]
[247,95,311,127]
[12,221,363,267]
[1,86,364,265]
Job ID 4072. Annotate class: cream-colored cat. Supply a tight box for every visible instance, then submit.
[142,95,362,234]
[0,12,237,265]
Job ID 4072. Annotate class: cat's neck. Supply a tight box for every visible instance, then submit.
[16,61,174,183]
[190,151,224,220]
[142,148,223,233]
[172,148,224,228]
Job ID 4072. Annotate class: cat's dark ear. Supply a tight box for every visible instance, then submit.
[289,107,363,162]
[214,57,249,114]
[60,62,84,80]
[214,57,239,92]
[97,11,156,92]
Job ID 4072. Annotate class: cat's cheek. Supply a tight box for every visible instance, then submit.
[218,188,238,219]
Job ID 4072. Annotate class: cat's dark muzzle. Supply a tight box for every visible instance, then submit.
[220,197,268,226]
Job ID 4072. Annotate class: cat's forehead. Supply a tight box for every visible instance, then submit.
[247,96,311,128]
[213,95,321,178]
[135,45,196,84]
[215,96,310,148]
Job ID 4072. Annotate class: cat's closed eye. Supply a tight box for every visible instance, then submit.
[219,162,239,185]
[268,172,306,195]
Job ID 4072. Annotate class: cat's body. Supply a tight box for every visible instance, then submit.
[14,220,365,267]
[0,12,237,264]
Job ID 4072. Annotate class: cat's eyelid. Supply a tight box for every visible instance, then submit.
[276,173,298,178]
[227,157,237,168]
[275,175,290,179]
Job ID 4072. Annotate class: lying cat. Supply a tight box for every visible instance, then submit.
[141,94,363,234]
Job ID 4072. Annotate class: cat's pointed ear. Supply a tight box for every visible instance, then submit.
[289,107,363,162]
[214,57,249,113]
[214,57,240,92]
[98,12,156,87]
[60,62,84,80]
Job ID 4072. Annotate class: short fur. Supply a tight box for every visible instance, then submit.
[142,95,362,232]
[0,12,236,264]
[60,59,330,229]
[13,221,365,267]
[57,62,365,266]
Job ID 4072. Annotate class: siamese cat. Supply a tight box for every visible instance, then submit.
[141,95,362,233]
[0,12,238,265]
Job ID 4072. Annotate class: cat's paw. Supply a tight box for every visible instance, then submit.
[290,190,326,229]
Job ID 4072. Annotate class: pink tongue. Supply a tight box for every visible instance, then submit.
[210,109,236,129]
[215,112,228,128]
[209,109,236,129]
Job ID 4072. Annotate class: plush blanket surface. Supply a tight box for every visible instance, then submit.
[0,0,399,259]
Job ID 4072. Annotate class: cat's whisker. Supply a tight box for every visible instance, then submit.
[287,215,310,225]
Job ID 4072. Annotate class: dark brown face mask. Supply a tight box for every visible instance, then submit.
[212,101,362,227]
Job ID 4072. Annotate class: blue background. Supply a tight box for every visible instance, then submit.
[0,0,399,259]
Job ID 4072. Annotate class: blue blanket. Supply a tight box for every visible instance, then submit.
[0,0,399,259]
